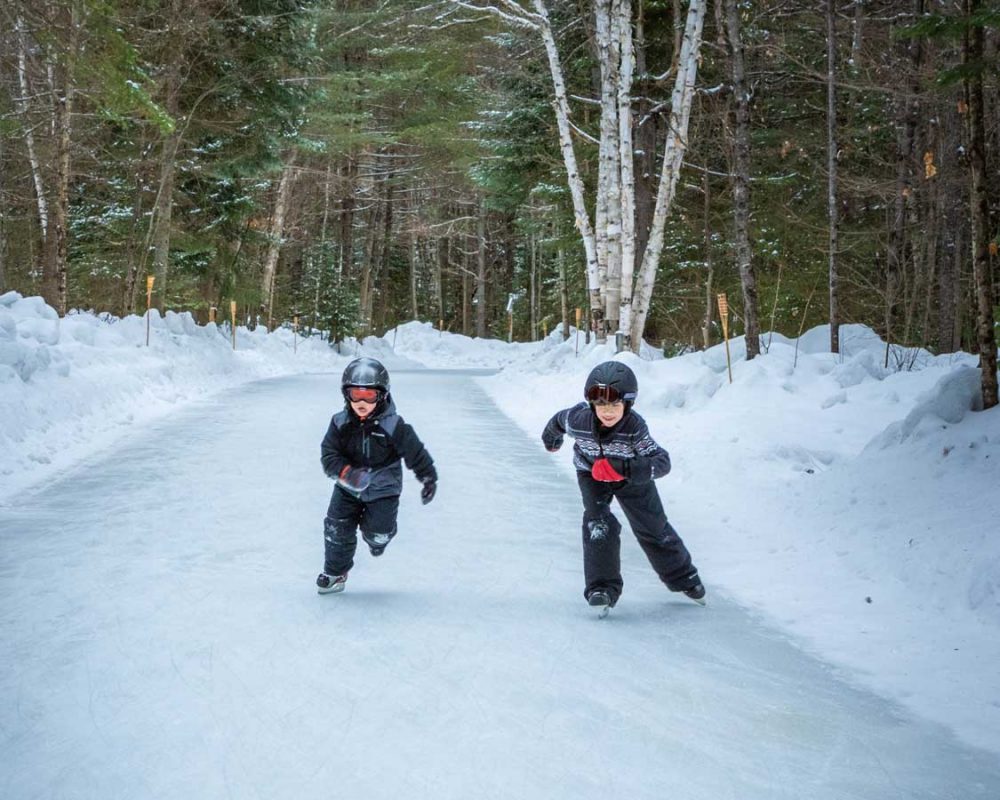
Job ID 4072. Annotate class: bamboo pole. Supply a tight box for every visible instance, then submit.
[230,300,237,350]
[293,315,298,354]
[145,275,155,346]
[209,306,217,323]
[575,308,582,356]
[717,293,732,383]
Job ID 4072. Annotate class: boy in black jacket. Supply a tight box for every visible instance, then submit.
[542,360,705,614]
[316,357,437,594]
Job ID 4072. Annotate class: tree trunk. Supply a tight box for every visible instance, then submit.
[410,233,419,321]
[38,2,78,315]
[724,0,760,359]
[15,17,50,273]
[530,0,604,338]
[559,245,570,339]
[476,201,487,338]
[260,156,296,329]
[629,0,705,349]
[825,0,840,354]
[937,186,961,354]
[615,0,636,345]
[530,233,538,341]
[358,192,382,336]
[436,236,447,326]
[963,0,998,408]
[701,169,714,349]
[885,0,923,363]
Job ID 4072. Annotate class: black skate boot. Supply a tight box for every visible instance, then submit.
[587,589,614,618]
[316,572,348,594]
[683,581,706,606]
[364,532,392,558]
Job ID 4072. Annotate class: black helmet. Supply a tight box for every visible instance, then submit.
[584,361,638,406]
[341,357,390,401]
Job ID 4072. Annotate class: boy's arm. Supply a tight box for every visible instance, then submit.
[541,407,572,451]
[392,420,437,482]
[627,420,671,483]
[320,417,350,479]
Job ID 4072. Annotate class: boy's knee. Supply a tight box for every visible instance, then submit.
[583,513,620,542]
[324,517,356,543]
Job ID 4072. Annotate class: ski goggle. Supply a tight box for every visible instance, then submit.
[346,386,380,403]
[585,384,624,404]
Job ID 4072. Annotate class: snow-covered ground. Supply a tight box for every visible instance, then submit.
[2,292,999,792]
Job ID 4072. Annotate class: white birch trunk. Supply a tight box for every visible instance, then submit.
[260,157,295,328]
[15,18,49,251]
[629,0,704,348]
[616,0,637,342]
[531,0,603,334]
[595,0,622,333]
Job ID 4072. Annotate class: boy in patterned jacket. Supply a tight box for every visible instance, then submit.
[541,360,705,614]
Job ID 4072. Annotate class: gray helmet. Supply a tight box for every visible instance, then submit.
[584,361,638,406]
[342,357,390,395]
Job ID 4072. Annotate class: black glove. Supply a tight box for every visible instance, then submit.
[420,476,437,505]
[626,456,654,485]
[542,432,563,452]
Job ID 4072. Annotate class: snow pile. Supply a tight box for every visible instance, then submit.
[381,320,663,370]
[0,291,343,501]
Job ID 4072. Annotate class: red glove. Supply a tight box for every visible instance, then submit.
[591,458,625,482]
[337,465,372,494]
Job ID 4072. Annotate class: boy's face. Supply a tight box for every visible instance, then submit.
[593,399,625,427]
[351,398,376,419]
[346,386,380,420]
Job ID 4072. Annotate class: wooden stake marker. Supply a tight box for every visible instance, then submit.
[145,276,155,346]
[230,301,237,351]
[717,293,733,384]
[574,308,582,356]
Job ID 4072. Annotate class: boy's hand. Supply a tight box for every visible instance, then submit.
[542,432,563,452]
[627,456,654,484]
[420,476,437,505]
[591,458,625,482]
[337,465,372,494]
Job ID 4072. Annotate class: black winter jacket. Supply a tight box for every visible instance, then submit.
[321,396,436,501]
[542,402,671,484]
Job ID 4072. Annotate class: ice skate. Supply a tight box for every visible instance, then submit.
[587,589,614,618]
[683,581,706,606]
[316,572,348,594]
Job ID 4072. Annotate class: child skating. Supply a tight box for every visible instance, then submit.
[541,360,705,616]
[316,357,437,593]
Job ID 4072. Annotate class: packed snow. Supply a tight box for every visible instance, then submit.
[1,291,998,797]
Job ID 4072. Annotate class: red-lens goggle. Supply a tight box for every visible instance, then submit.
[347,386,380,403]
[585,384,623,404]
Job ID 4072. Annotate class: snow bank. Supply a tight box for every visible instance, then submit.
[0,292,344,502]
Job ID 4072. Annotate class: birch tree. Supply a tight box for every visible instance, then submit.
[260,155,296,329]
[450,0,705,351]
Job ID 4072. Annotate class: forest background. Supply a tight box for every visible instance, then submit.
[0,0,997,391]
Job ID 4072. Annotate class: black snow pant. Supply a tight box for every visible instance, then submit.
[576,471,698,605]
[323,486,399,576]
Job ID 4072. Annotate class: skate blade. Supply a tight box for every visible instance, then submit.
[597,605,611,619]
[317,583,346,595]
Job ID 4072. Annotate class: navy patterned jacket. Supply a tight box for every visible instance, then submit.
[541,402,671,484]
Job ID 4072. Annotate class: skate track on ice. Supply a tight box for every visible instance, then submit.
[1,370,998,799]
